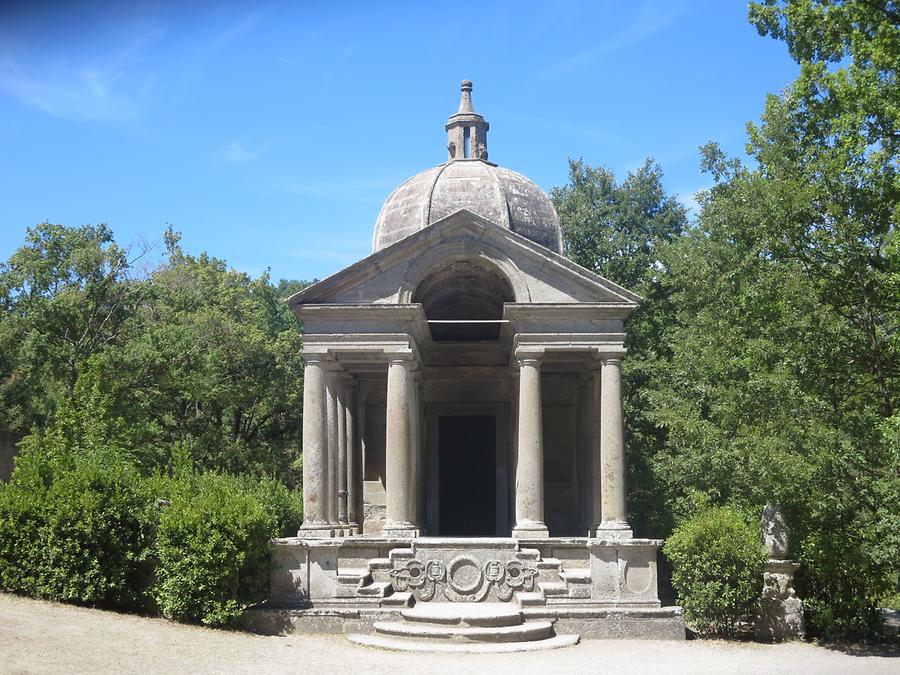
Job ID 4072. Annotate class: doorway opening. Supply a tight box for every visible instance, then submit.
[438,415,496,536]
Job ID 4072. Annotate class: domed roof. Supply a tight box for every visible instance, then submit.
[372,81,563,254]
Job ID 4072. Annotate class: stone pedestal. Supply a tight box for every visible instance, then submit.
[755,560,804,642]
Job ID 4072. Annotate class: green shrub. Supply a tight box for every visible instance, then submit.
[0,482,46,594]
[153,472,302,626]
[0,440,156,610]
[664,505,767,636]
[39,454,156,608]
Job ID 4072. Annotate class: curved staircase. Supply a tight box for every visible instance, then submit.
[348,603,580,653]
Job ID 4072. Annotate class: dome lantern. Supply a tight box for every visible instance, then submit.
[445,80,489,162]
[372,81,563,254]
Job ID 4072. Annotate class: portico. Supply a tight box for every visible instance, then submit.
[259,82,681,644]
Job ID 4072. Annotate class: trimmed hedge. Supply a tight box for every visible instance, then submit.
[153,472,302,626]
[664,505,767,636]
[0,433,156,610]
[0,432,301,626]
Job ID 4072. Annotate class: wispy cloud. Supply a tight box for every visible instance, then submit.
[217,140,262,165]
[276,43,357,76]
[0,27,162,122]
[538,1,683,77]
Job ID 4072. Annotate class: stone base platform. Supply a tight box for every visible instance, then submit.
[243,603,684,641]
[254,535,684,640]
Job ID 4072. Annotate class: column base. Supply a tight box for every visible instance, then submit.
[593,521,633,539]
[297,522,335,538]
[512,520,549,539]
[382,520,419,538]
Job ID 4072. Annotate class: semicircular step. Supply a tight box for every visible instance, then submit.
[373,619,554,643]
[348,633,580,653]
[401,602,522,627]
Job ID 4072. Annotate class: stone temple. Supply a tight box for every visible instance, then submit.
[254,82,683,649]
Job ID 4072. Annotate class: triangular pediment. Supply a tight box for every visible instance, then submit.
[288,209,641,310]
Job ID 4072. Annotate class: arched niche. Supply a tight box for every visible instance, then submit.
[410,256,515,341]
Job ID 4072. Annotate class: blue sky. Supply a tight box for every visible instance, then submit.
[0,1,798,283]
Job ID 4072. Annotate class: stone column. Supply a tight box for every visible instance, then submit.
[512,356,549,538]
[336,377,349,535]
[298,356,332,537]
[596,355,631,538]
[325,370,339,528]
[345,379,359,535]
[383,355,417,537]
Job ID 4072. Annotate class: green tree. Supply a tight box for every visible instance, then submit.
[0,223,141,435]
[89,229,306,484]
[644,1,899,638]
[748,0,899,417]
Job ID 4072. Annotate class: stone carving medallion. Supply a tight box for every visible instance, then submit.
[389,554,537,602]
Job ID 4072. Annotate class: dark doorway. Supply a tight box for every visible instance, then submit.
[438,415,496,536]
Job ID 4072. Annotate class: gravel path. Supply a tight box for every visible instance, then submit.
[1,593,896,674]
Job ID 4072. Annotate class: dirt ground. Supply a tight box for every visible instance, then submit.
[0,593,896,674]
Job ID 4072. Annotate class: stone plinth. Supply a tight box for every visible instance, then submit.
[755,559,804,642]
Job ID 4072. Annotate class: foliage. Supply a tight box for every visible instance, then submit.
[0,222,141,434]
[0,394,156,610]
[0,223,309,486]
[88,229,306,484]
[0,393,301,624]
[152,470,302,627]
[664,505,767,636]
[635,1,899,641]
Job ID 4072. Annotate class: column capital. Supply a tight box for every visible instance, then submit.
[386,352,414,366]
[597,351,625,366]
[513,346,544,362]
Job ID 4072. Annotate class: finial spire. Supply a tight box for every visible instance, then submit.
[457,80,475,114]
[446,80,490,162]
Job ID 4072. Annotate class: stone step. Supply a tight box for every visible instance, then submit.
[347,633,580,653]
[381,591,413,607]
[536,558,561,569]
[538,581,568,597]
[367,557,394,583]
[402,603,523,628]
[388,548,415,561]
[516,548,541,561]
[373,620,554,643]
[358,581,394,598]
[560,569,592,599]
[517,592,547,606]
[336,568,371,586]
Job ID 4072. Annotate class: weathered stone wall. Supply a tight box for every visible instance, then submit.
[542,373,579,535]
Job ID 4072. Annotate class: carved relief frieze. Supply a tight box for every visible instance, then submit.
[389,554,537,602]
